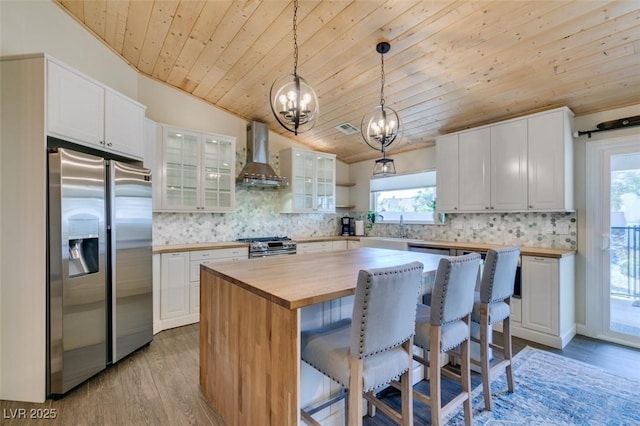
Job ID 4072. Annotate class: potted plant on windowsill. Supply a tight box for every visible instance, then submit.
[427,198,446,224]
[366,210,383,231]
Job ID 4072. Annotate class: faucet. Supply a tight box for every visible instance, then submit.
[399,214,408,238]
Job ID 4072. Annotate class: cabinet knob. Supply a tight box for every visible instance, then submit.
[100,140,105,145]
[106,142,112,147]
[490,206,495,210]
[485,206,489,210]
[529,205,534,209]
[454,207,457,210]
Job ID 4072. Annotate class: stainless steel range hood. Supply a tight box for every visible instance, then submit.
[236,121,288,189]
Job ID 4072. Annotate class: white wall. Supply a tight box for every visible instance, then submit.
[0,0,138,99]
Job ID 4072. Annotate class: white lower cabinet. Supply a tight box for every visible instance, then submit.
[297,240,351,254]
[522,256,559,335]
[158,247,248,331]
[332,240,347,250]
[297,241,334,254]
[494,254,575,348]
[347,240,361,249]
[160,252,190,321]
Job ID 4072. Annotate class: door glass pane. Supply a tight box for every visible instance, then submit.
[609,152,640,337]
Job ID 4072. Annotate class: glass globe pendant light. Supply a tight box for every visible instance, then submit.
[270,0,318,135]
[362,41,401,153]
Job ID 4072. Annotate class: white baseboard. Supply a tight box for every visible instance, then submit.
[156,314,199,333]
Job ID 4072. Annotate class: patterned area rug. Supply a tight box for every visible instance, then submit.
[445,346,640,425]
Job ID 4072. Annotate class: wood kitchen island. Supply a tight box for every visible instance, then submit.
[199,247,443,426]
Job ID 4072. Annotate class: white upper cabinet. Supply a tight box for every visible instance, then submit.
[47,60,104,145]
[491,119,528,211]
[527,108,574,211]
[157,126,236,212]
[46,59,145,159]
[435,133,459,212]
[104,89,145,158]
[436,106,574,213]
[458,128,491,211]
[280,147,336,213]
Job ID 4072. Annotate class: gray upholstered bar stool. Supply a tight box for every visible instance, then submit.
[412,253,481,426]
[470,246,520,411]
[300,261,424,426]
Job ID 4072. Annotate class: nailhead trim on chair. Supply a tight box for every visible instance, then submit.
[485,246,520,304]
[302,360,412,393]
[356,264,423,358]
[413,324,469,353]
[303,359,348,389]
[435,254,479,323]
[436,262,450,323]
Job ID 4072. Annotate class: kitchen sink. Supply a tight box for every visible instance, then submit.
[358,237,424,251]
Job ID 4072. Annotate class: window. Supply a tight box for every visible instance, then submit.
[370,171,436,223]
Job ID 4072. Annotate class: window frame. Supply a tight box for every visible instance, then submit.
[369,170,437,224]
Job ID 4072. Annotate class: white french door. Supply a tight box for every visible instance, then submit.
[586,134,640,348]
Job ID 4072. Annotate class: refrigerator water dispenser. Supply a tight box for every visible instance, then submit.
[68,237,98,277]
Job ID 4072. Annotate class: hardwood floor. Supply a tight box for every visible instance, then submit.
[0,325,224,426]
[1,324,639,425]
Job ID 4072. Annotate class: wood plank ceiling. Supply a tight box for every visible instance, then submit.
[53,0,640,163]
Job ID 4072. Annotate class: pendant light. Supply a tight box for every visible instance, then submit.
[270,0,318,135]
[361,41,401,154]
[373,151,396,176]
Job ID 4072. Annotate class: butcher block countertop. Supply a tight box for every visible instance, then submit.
[152,241,249,254]
[200,247,442,310]
[407,241,575,258]
[153,236,574,258]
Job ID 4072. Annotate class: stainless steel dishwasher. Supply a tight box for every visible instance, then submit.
[407,246,455,256]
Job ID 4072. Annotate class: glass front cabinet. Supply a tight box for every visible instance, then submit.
[159,126,236,212]
[280,147,336,213]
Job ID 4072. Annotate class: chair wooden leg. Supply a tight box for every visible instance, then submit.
[461,318,472,426]
[400,339,414,426]
[344,392,350,426]
[503,315,514,392]
[349,356,364,426]
[430,326,442,426]
[480,305,493,411]
[366,400,376,417]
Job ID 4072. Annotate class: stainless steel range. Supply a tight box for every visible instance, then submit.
[237,236,297,258]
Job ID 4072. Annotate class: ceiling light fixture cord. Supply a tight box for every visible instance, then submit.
[292,0,298,76]
[379,50,385,108]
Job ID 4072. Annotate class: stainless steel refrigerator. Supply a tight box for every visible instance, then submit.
[47,147,152,397]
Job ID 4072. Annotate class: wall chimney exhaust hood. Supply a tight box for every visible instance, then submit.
[236,121,288,189]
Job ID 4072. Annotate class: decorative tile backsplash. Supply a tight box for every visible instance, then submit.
[155,191,576,249]
[153,188,341,244]
[359,211,577,249]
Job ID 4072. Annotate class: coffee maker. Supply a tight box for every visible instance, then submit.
[341,216,355,236]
